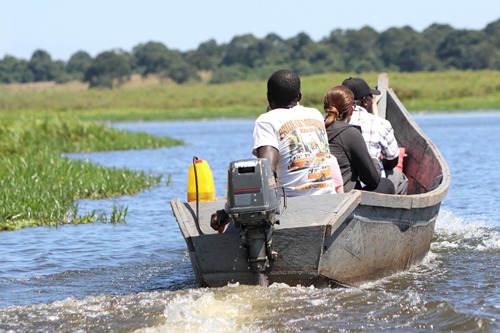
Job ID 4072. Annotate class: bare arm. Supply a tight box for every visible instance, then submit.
[256,145,279,178]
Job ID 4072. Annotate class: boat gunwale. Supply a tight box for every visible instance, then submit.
[355,87,450,210]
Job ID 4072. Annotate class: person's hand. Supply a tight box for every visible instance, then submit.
[210,210,231,233]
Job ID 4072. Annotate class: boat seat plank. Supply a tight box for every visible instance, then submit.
[276,194,352,229]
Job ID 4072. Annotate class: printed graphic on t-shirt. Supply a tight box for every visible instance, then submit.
[279,118,334,188]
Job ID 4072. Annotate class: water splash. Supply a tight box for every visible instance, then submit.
[139,287,270,333]
[432,209,500,252]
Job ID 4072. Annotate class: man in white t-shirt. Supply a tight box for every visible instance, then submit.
[210,70,342,233]
[252,69,342,197]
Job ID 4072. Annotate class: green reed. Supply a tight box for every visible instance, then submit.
[0,116,182,231]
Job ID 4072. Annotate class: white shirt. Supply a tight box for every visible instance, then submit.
[252,104,336,197]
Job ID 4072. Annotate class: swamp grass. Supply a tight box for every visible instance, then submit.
[0,116,182,231]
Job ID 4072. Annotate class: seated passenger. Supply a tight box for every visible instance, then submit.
[211,70,342,233]
[342,77,408,195]
[252,69,340,197]
[323,85,395,194]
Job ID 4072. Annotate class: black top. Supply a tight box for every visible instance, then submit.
[326,121,380,192]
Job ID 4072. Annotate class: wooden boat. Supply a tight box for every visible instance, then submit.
[170,73,451,288]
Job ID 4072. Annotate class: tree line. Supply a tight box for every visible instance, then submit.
[1,19,498,88]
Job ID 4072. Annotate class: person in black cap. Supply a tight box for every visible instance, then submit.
[342,77,380,114]
[342,77,408,195]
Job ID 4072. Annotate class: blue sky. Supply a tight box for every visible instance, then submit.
[1,0,498,61]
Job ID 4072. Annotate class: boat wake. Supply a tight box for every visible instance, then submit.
[136,286,272,333]
[432,209,500,252]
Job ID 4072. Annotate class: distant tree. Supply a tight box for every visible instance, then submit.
[168,60,200,84]
[221,34,261,67]
[163,49,200,83]
[0,56,15,83]
[0,56,33,83]
[132,41,199,83]
[52,60,71,83]
[378,26,430,71]
[483,19,500,48]
[258,33,293,67]
[133,41,170,76]
[283,32,338,74]
[378,27,410,69]
[84,50,132,88]
[483,19,500,68]
[287,32,315,59]
[437,30,494,69]
[291,59,316,76]
[422,24,455,51]
[322,29,348,51]
[28,49,57,82]
[468,41,498,69]
[66,51,92,80]
[421,24,457,71]
[310,43,343,73]
[185,39,224,71]
[343,26,382,71]
[319,29,348,71]
[397,43,426,72]
[184,50,214,71]
[209,65,248,84]
[287,33,331,74]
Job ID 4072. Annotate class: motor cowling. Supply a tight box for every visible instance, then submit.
[225,158,280,228]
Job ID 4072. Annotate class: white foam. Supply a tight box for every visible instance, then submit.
[432,209,500,252]
[136,288,271,333]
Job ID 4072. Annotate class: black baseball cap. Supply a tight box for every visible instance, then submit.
[342,77,381,100]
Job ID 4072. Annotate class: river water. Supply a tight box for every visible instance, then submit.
[1,112,499,332]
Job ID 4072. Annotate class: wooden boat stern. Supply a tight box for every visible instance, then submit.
[170,193,363,287]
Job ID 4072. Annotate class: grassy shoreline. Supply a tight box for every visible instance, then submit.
[1,71,499,121]
[1,70,499,230]
[0,116,182,231]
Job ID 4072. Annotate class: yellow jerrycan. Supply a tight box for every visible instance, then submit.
[187,157,216,202]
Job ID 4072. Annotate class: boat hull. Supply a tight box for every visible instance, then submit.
[171,191,441,287]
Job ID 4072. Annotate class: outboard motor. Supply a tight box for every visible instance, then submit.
[225,158,281,272]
